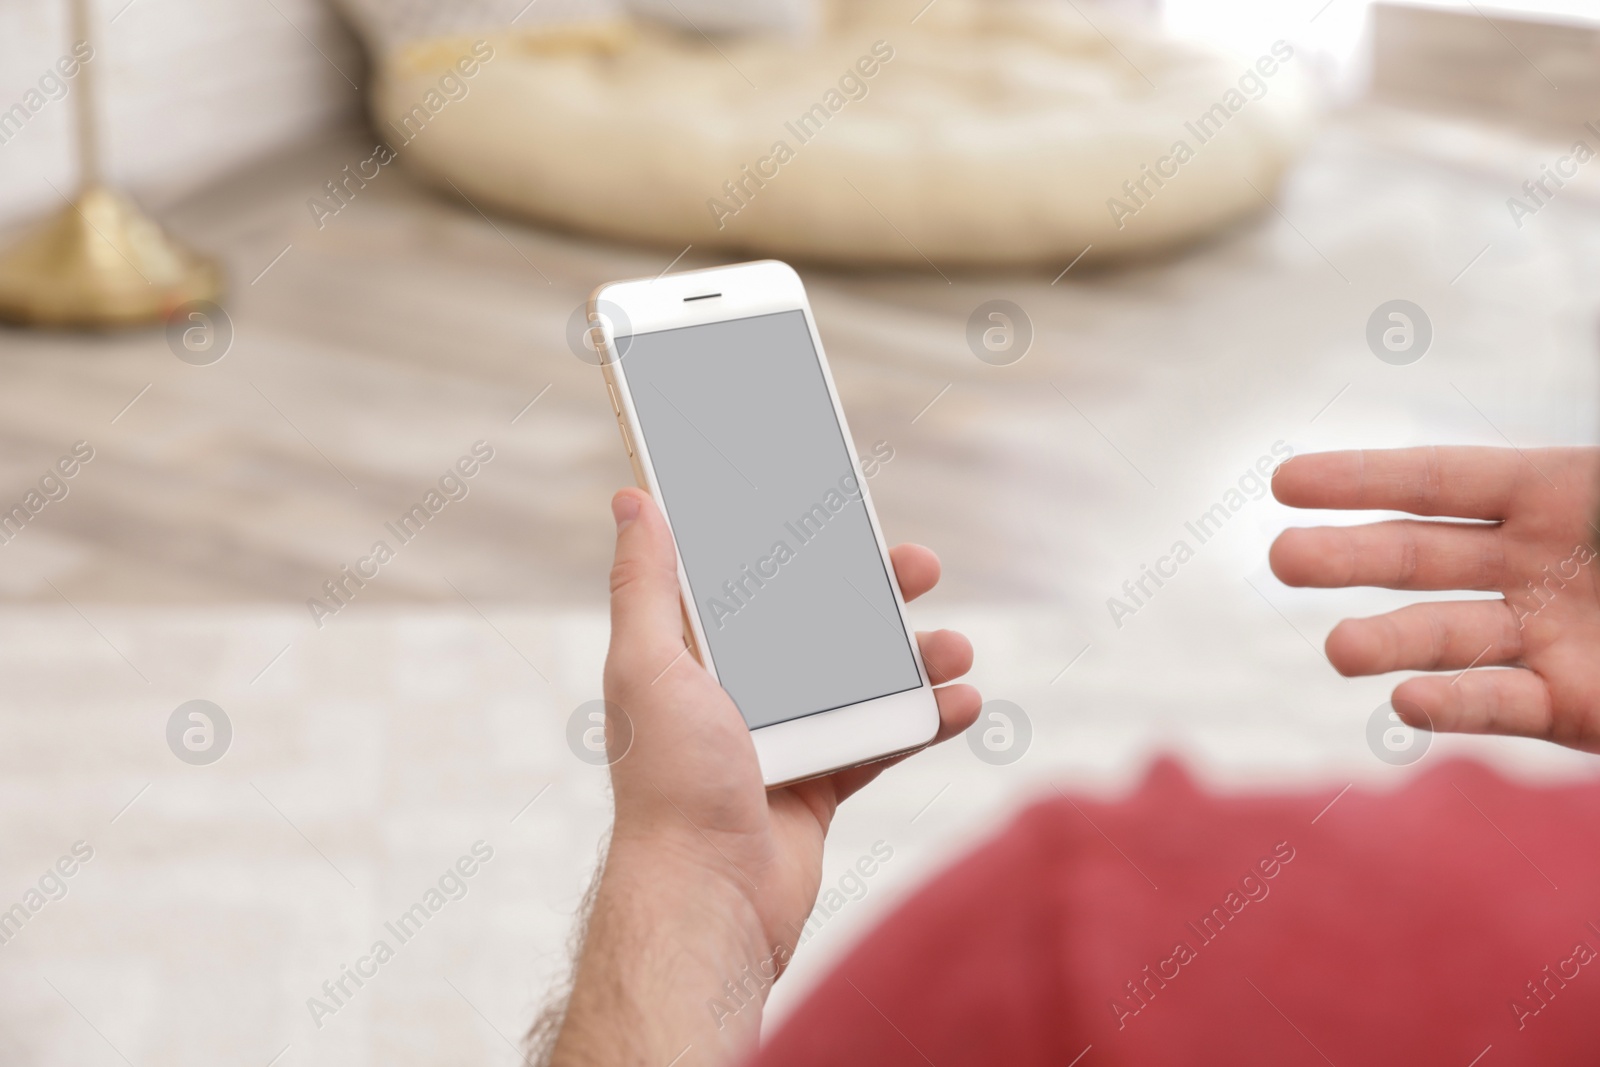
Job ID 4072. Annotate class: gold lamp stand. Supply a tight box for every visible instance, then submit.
[0,0,221,329]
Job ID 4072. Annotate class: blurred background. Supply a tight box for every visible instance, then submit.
[1,0,1598,1063]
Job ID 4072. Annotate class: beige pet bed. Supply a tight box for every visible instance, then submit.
[366,1,1314,267]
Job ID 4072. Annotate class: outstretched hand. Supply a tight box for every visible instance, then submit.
[1271,447,1600,750]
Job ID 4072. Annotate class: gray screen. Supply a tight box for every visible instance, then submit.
[622,309,921,730]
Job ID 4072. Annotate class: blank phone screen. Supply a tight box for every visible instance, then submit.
[621,309,921,730]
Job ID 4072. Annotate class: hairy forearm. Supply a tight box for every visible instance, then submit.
[547,839,773,1067]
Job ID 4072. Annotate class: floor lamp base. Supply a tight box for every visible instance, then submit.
[0,185,222,329]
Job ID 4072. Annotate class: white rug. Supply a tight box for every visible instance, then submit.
[1,605,1593,1065]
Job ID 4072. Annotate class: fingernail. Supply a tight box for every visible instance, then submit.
[612,492,640,531]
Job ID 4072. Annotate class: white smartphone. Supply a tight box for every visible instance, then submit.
[590,260,939,787]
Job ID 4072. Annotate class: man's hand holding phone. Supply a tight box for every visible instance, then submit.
[545,489,981,1067]
[1272,446,1600,749]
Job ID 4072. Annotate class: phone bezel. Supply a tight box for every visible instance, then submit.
[591,260,940,788]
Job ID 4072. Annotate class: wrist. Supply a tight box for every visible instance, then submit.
[549,835,776,1067]
[604,830,769,954]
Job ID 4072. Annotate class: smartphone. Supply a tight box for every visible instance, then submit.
[590,260,939,787]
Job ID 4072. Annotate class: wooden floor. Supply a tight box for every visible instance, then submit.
[1,109,1598,614]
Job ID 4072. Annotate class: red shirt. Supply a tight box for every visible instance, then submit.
[752,759,1600,1066]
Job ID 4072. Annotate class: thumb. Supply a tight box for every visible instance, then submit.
[606,488,689,683]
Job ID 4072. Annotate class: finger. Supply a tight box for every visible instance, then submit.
[1273,447,1521,519]
[928,682,983,744]
[1271,521,1504,590]
[1325,600,1522,676]
[826,682,983,802]
[605,489,688,682]
[890,543,941,603]
[1391,669,1554,741]
[917,628,973,685]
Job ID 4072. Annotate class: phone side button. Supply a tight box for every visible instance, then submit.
[606,382,621,416]
[617,417,635,457]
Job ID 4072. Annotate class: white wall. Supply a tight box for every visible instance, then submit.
[0,0,362,228]
[1161,0,1599,95]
